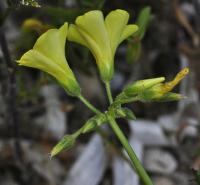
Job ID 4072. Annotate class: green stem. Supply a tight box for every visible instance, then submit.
[78,94,101,115]
[105,82,113,104]
[105,82,154,185]
[107,115,154,185]
[79,83,154,185]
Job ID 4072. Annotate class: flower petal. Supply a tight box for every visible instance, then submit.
[75,11,107,45]
[119,24,138,43]
[18,50,68,83]
[18,49,80,96]
[105,9,129,55]
[68,24,89,47]
[75,10,111,60]
[160,67,189,93]
[33,23,68,70]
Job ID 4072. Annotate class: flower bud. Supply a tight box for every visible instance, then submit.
[124,77,165,96]
[50,134,76,157]
[139,68,189,101]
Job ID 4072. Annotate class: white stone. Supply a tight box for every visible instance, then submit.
[144,149,177,174]
[179,125,198,140]
[36,85,66,139]
[129,119,170,146]
[113,137,143,185]
[158,115,177,132]
[63,134,107,185]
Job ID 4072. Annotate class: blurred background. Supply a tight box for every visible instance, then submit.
[0,0,200,185]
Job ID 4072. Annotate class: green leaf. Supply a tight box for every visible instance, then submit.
[121,108,136,120]
[125,7,152,64]
[115,107,136,120]
[135,6,152,39]
[50,135,76,157]
[115,108,126,118]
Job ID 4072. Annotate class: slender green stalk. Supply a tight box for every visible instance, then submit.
[78,94,101,114]
[107,115,154,185]
[105,82,113,104]
[105,82,154,185]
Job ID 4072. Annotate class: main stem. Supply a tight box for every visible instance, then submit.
[105,81,154,185]
[107,115,154,185]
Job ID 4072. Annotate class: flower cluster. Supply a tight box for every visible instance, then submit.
[18,10,189,185]
[18,9,188,98]
[18,9,138,93]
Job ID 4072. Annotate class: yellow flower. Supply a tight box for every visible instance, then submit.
[68,9,138,82]
[140,67,189,101]
[17,23,81,96]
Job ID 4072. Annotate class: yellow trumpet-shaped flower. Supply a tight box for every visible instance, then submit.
[68,9,138,82]
[17,23,81,96]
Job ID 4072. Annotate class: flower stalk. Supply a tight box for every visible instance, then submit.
[107,114,154,185]
[105,81,154,185]
[78,95,101,115]
[105,82,113,104]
